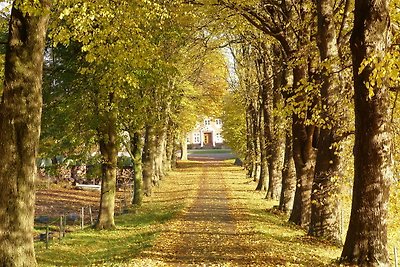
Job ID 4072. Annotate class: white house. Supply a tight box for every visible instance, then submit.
[187,118,224,148]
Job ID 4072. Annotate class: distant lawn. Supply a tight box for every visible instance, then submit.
[35,205,180,266]
[35,163,199,266]
[188,148,232,154]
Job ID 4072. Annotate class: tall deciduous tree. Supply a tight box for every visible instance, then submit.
[340,0,392,265]
[0,1,50,265]
[95,92,118,230]
[308,0,343,245]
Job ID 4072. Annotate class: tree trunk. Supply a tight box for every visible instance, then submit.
[180,135,188,161]
[340,0,392,265]
[246,102,259,181]
[266,54,284,200]
[256,134,268,190]
[289,64,318,228]
[289,116,317,227]
[309,128,341,243]
[171,140,177,169]
[266,144,283,199]
[308,0,342,245]
[165,126,175,172]
[256,108,267,191]
[142,125,156,196]
[251,102,261,182]
[154,127,166,182]
[0,2,49,265]
[245,103,255,178]
[131,131,143,206]
[279,128,296,213]
[96,97,118,230]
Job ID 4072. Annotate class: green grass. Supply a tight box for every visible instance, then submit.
[35,165,195,267]
[35,204,181,266]
[224,165,342,266]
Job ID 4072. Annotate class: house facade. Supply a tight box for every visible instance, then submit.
[187,118,224,148]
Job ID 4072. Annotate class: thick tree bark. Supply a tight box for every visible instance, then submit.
[142,125,156,196]
[289,64,318,228]
[180,135,188,161]
[245,105,255,178]
[289,115,317,227]
[279,128,296,213]
[256,108,267,191]
[254,53,270,192]
[266,144,283,199]
[131,131,143,206]
[154,127,167,182]
[309,129,341,243]
[0,2,49,266]
[256,130,268,190]
[266,53,284,200]
[251,102,261,181]
[171,141,177,169]
[308,0,342,244]
[340,0,392,265]
[165,126,175,172]
[96,98,118,230]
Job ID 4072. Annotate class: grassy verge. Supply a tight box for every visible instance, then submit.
[224,161,400,266]
[35,205,180,266]
[35,162,199,266]
[223,163,342,266]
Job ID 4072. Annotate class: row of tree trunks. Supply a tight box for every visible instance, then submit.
[0,1,50,266]
[142,118,177,197]
[227,0,393,263]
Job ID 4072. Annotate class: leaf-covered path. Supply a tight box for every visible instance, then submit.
[137,159,341,266]
[140,161,251,265]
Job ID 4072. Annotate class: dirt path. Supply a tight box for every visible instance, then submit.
[139,161,255,266]
[135,159,340,267]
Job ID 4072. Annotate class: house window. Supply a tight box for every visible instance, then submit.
[216,133,223,143]
[204,119,210,126]
[193,133,201,143]
[215,119,222,125]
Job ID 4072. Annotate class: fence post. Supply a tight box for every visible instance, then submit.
[45,224,49,249]
[89,206,93,226]
[395,247,398,267]
[59,216,63,241]
[63,214,67,237]
[81,207,84,230]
